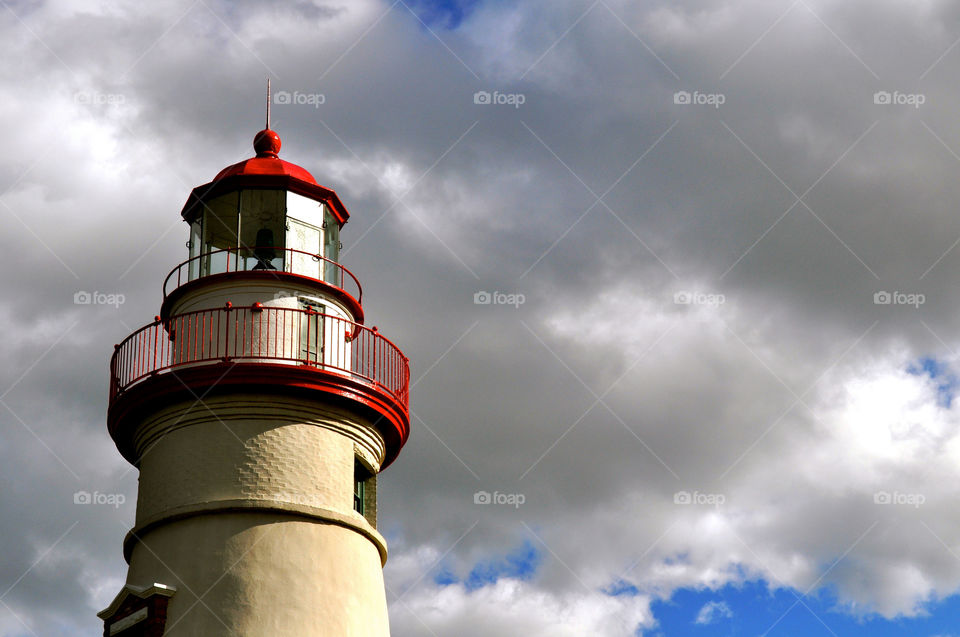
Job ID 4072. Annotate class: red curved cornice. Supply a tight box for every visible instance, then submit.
[180,174,350,226]
[108,362,409,469]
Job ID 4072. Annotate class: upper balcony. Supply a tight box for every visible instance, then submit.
[161,246,364,321]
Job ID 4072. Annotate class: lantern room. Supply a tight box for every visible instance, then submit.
[178,128,350,287]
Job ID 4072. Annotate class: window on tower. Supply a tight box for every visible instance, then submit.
[354,465,365,514]
[354,459,377,527]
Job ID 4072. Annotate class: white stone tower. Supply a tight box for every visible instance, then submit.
[98,123,409,636]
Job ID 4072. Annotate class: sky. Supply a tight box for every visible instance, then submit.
[5,0,960,634]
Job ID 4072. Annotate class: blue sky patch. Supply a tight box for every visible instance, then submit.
[433,540,542,590]
[647,580,960,636]
[907,356,958,407]
[403,0,482,30]
[433,565,459,587]
[466,540,541,590]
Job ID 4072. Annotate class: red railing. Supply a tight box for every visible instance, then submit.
[110,305,408,414]
[163,248,362,304]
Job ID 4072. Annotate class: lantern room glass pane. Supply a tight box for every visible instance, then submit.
[238,189,285,271]
[323,208,340,286]
[201,191,239,276]
[287,219,322,278]
[188,220,201,280]
[286,193,324,279]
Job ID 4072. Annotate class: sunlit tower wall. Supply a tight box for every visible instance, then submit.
[98,127,410,636]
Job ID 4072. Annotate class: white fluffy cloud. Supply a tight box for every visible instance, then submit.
[390,575,653,637]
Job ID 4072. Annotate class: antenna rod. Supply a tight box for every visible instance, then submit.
[266,78,271,129]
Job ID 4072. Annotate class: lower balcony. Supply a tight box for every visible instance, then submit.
[108,304,409,466]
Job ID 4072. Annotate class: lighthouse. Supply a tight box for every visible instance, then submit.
[98,120,409,635]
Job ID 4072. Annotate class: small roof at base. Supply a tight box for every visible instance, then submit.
[97,583,177,619]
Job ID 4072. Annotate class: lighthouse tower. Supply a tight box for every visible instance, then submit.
[98,122,409,635]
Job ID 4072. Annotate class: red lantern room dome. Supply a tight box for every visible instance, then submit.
[181,127,349,224]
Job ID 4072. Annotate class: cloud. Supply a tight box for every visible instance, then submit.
[694,600,733,625]
[5,0,960,634]
[390,575,654,637]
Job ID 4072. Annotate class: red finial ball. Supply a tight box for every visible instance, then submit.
[253,129,281,157]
